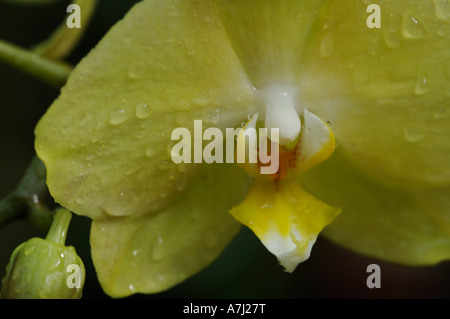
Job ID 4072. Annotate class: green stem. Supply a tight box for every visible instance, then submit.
[0,39,71,87]
[0,195,27,228]
[45,208,72,245]
[0,156,51,230]
[14,156,48,201]
[33,0,99,60]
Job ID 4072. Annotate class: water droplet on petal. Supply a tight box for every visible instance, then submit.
[403,127,425,143]
[322,19,334,30]
[402,15,426,39]
[383,28,402,49]
[59,125,69,135]
[235,92,245,102]
[204,109,220,124]
[434,107,449,119]
[192,94,212,107]
[135,102,151,119]
[152,234,165,261]
[145,146,156,158]
[133,130,146,140]
[437,23,447,36]
[186,48,198,57]
[414,77,432,95]
[433,0,450,21]
[109,109,128,125]
[153,273,166,284]
[77,113,94,129]
[128,66,141,80]
[76,197,87,205]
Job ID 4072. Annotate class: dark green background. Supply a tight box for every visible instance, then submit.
[0,0,449,299]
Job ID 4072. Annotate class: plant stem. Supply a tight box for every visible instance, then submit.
[45,208,72,245]
[14,156,48,201]
[0,156,51,230]
[0,39,71,87]
[0,195,27,228]
[33,0,99,60]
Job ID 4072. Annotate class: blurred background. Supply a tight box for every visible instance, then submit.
[0,0,449,299]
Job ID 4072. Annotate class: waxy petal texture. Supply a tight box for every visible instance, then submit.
[35,0,255,220]
[91,164,251,297]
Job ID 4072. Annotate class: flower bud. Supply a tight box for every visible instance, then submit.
[1,209,85,299]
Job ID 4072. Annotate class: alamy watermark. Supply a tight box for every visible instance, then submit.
[65,3,381,30]
[66,264,82,289]
[170,120,280,175]
[66,4,81,29]
[366,4,381,29]
[366,264,381,288]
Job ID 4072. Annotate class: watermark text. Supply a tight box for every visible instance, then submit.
[171,120,279,175]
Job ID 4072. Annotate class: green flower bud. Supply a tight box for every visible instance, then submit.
[1,209,85,299]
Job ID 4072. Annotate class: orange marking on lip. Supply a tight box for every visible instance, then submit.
[257,140,301,181]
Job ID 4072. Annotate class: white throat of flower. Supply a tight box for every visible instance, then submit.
[261,84,302,146]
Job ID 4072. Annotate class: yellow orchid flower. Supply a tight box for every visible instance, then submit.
[34,0,450,298]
